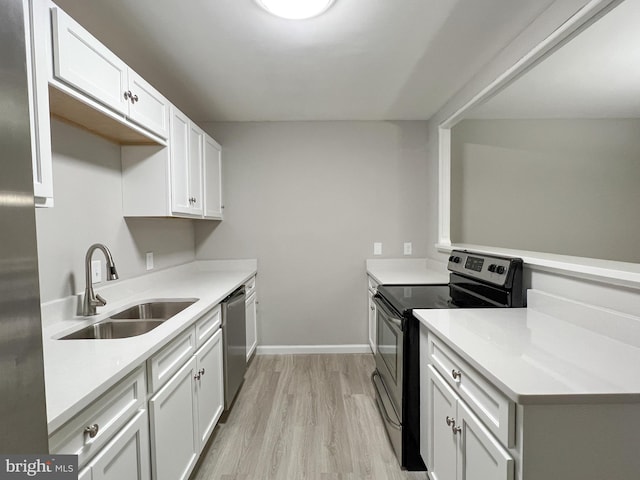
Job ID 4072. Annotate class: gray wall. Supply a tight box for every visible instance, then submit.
[35,120,196,303]
[194,121,430,347]
[451,119,640,263]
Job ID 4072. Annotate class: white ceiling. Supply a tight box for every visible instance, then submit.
[470,0,640,119]
[55,0,556,122]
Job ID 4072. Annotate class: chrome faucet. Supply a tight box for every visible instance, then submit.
[82,243,119,316]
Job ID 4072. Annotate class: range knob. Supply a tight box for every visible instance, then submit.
[488,264,496,273]
[452,256,461,264]
[496,265,506,275]
[448,255,454,262]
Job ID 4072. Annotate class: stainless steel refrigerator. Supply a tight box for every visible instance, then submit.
[0,0,50,453]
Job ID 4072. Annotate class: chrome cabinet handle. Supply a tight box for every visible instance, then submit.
[194,372,201,380]
[452,425,462,435]
[446,416,455,427]
[84,424,99,438]
[123,90,131,100]
[132,94,138,103]
[199,368,205,376]
[451,369,462,380]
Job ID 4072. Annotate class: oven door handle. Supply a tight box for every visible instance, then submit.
[371,371,401,430]
[373,297,404,330]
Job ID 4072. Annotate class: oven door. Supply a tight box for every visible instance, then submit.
[373,295,404,420]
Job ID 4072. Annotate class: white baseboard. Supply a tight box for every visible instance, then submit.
[256,344,372,355]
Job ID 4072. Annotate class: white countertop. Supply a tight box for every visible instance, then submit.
[414,290,640,405]
[366,258,449,285]
[42,260,257,433]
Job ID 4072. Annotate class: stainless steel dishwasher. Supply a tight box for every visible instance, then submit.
[221,286,247,410]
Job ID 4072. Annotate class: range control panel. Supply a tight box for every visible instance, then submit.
[447,250,522,286]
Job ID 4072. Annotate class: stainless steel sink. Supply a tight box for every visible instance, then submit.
[59,299,197,340]
[108,300,196,320]
[61,320,164,340]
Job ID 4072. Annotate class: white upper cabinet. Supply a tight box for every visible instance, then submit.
[51,6,128,116]
[169,108,194,216]
[170,107,204,217]
[187,122,204,216]
[50,5,169,140]
[204,135,223,220]
[126,69,170,139]
[122,108,223,221]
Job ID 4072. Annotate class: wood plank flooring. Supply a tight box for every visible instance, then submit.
[191,354,427,480]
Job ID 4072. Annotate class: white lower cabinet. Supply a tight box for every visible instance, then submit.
[149,328,224,480]
[195,329,225,450]
[367,289,376,353]
[425,365,513,480]
[367,275,378,353]
[245,292,257,361]
[78,409,151,480]
[149,356,198,480]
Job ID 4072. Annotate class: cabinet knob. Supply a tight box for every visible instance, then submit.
[446,416,455,427]
[84,424,99,439]
[194,372,201,380]
[452,425,462,435]
[451,369,462,380]
[199,368,205,376]
[132,94,139,103]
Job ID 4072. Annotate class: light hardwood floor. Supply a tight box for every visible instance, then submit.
[191,354,428,480]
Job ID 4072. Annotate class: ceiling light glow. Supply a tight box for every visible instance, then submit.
[257,0,336,20]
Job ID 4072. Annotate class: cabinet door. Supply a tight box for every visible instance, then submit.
[456,401,514,480]
[51,7,128,115]
[426,366,458,480]
[126,70,170,139]
[149,357,198,480]
[368,290,376,353]
[245,292,257,361]
[195,329,224,452]
[89,409,151,480]
[203,135,223,219]
[188,123,204,216]
[169,107,193,216]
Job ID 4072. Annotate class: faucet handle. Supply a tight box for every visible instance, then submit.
[94,294,107,307]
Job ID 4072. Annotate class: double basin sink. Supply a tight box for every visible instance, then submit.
[61,300,197,340]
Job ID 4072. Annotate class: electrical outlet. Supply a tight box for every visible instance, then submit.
[404,242,412,256]
[374,242,382,256]
[91,260,102,284]
[146,252,154,270]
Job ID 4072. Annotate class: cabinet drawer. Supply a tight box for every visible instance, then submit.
[245,276,256,298]
[49,367,146,468]
[148,327,196,393]
[195,305,221,348]
[427,333,515,447]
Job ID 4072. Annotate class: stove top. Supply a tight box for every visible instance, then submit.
[376,284,455,314]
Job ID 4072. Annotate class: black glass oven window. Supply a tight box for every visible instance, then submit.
[464,256,484,272]
[377,312,398,382]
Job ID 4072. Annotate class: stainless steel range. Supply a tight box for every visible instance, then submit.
[371,250,525,470]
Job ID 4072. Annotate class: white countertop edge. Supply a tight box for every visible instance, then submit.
[43,260,257,433]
